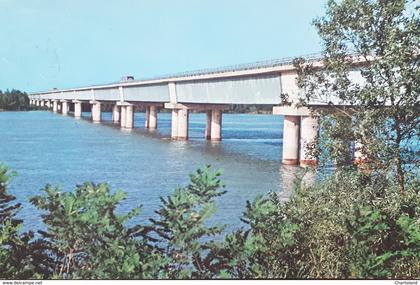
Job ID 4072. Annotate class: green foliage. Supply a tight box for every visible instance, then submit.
[29,182,154,279]
[150,165,227,279]
[0,162,419,279]
[0,89,30,111]
[293,0,420,192]
[231,170,420,279]
[0,164,40,279]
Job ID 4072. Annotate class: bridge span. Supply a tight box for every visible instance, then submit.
[29,53,363,167]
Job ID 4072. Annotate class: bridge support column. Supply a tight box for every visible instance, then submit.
[149,106,158,129]
[53,100,58,113]
[73,101,82,118]
[144,106,150,128]
[165,103,228,141]
[299,116,319,167]
[40,100,45,107]
[46,100,51,109]
[205,111,212,140]
[210,109,222,141]
[125,105,134,129]
[90,101,101,123]
[171,110,178,139]
[282,116,300,165]
[177,109,189,140]
[120,106,126,128]
[61,101,69,115]
[117,102,133,129]
[112,104,120,123]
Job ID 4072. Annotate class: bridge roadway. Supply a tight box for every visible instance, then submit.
[29,53,364,167]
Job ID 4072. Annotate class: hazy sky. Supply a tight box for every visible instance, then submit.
[0,0,327,92]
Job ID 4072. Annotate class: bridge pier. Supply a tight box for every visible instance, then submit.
[299,116,319,167]
[165,103,228,141]
[273,106,319,167]
[52,100,58,113]
[125,105,134,129]
[144,106,150,128]
[171,109,179,139]
[204,109,223,141]
[205,111,211,140]
[118,102,134,129]
[112,104,120,123]
[177,108,189,140]
[73,100,82,118]
[143,105,160,129]
[90,101,101,123]
[148,106,158,129]
[282,115,300,165]
[46,100,51,109]
[61,100,69,115]
[210,109,222,141]
[120,105,126,128]
[40,100,45,107]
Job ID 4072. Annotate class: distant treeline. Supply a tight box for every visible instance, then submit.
[0,89,30,111]
[228,104,272,114]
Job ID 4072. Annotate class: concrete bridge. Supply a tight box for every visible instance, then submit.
[29,53,364,167]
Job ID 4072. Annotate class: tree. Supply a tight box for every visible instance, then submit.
[229,170,420,279]
[0,89,30,111]
[0,164,43,278]
[293,0,419,192]
[150,165,227,279]
[29,182,158,279]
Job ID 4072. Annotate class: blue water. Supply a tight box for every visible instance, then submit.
[0,111,299,231]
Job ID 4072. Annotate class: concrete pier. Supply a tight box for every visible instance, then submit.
[171,109,179,139]
[210,109,222,141]
[120,106,126,128]
[282,115,300,165]
[117,102,134,129]
[90,101,101,123]
[165,103,228,141]
[61,101,69,115]
[177,109,189,140]
[112,105,120,123]
[299,116,319,167]
[149,106,158,129]
[40,100,45,107]
[53,100,58,113]
[205,111,212,140]
[125,104,134,129]
[74,101,82,118]
[144,106,150,128]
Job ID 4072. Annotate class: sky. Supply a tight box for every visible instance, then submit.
[0,0,327,92]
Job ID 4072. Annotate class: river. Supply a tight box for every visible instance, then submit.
[0,111,300,232]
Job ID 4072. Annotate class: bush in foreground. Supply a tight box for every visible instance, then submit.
[0,163,418,279]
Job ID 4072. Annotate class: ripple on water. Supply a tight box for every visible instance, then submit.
[0,111,300,232]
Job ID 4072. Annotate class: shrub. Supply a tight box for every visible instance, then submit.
[233,170,420,279]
